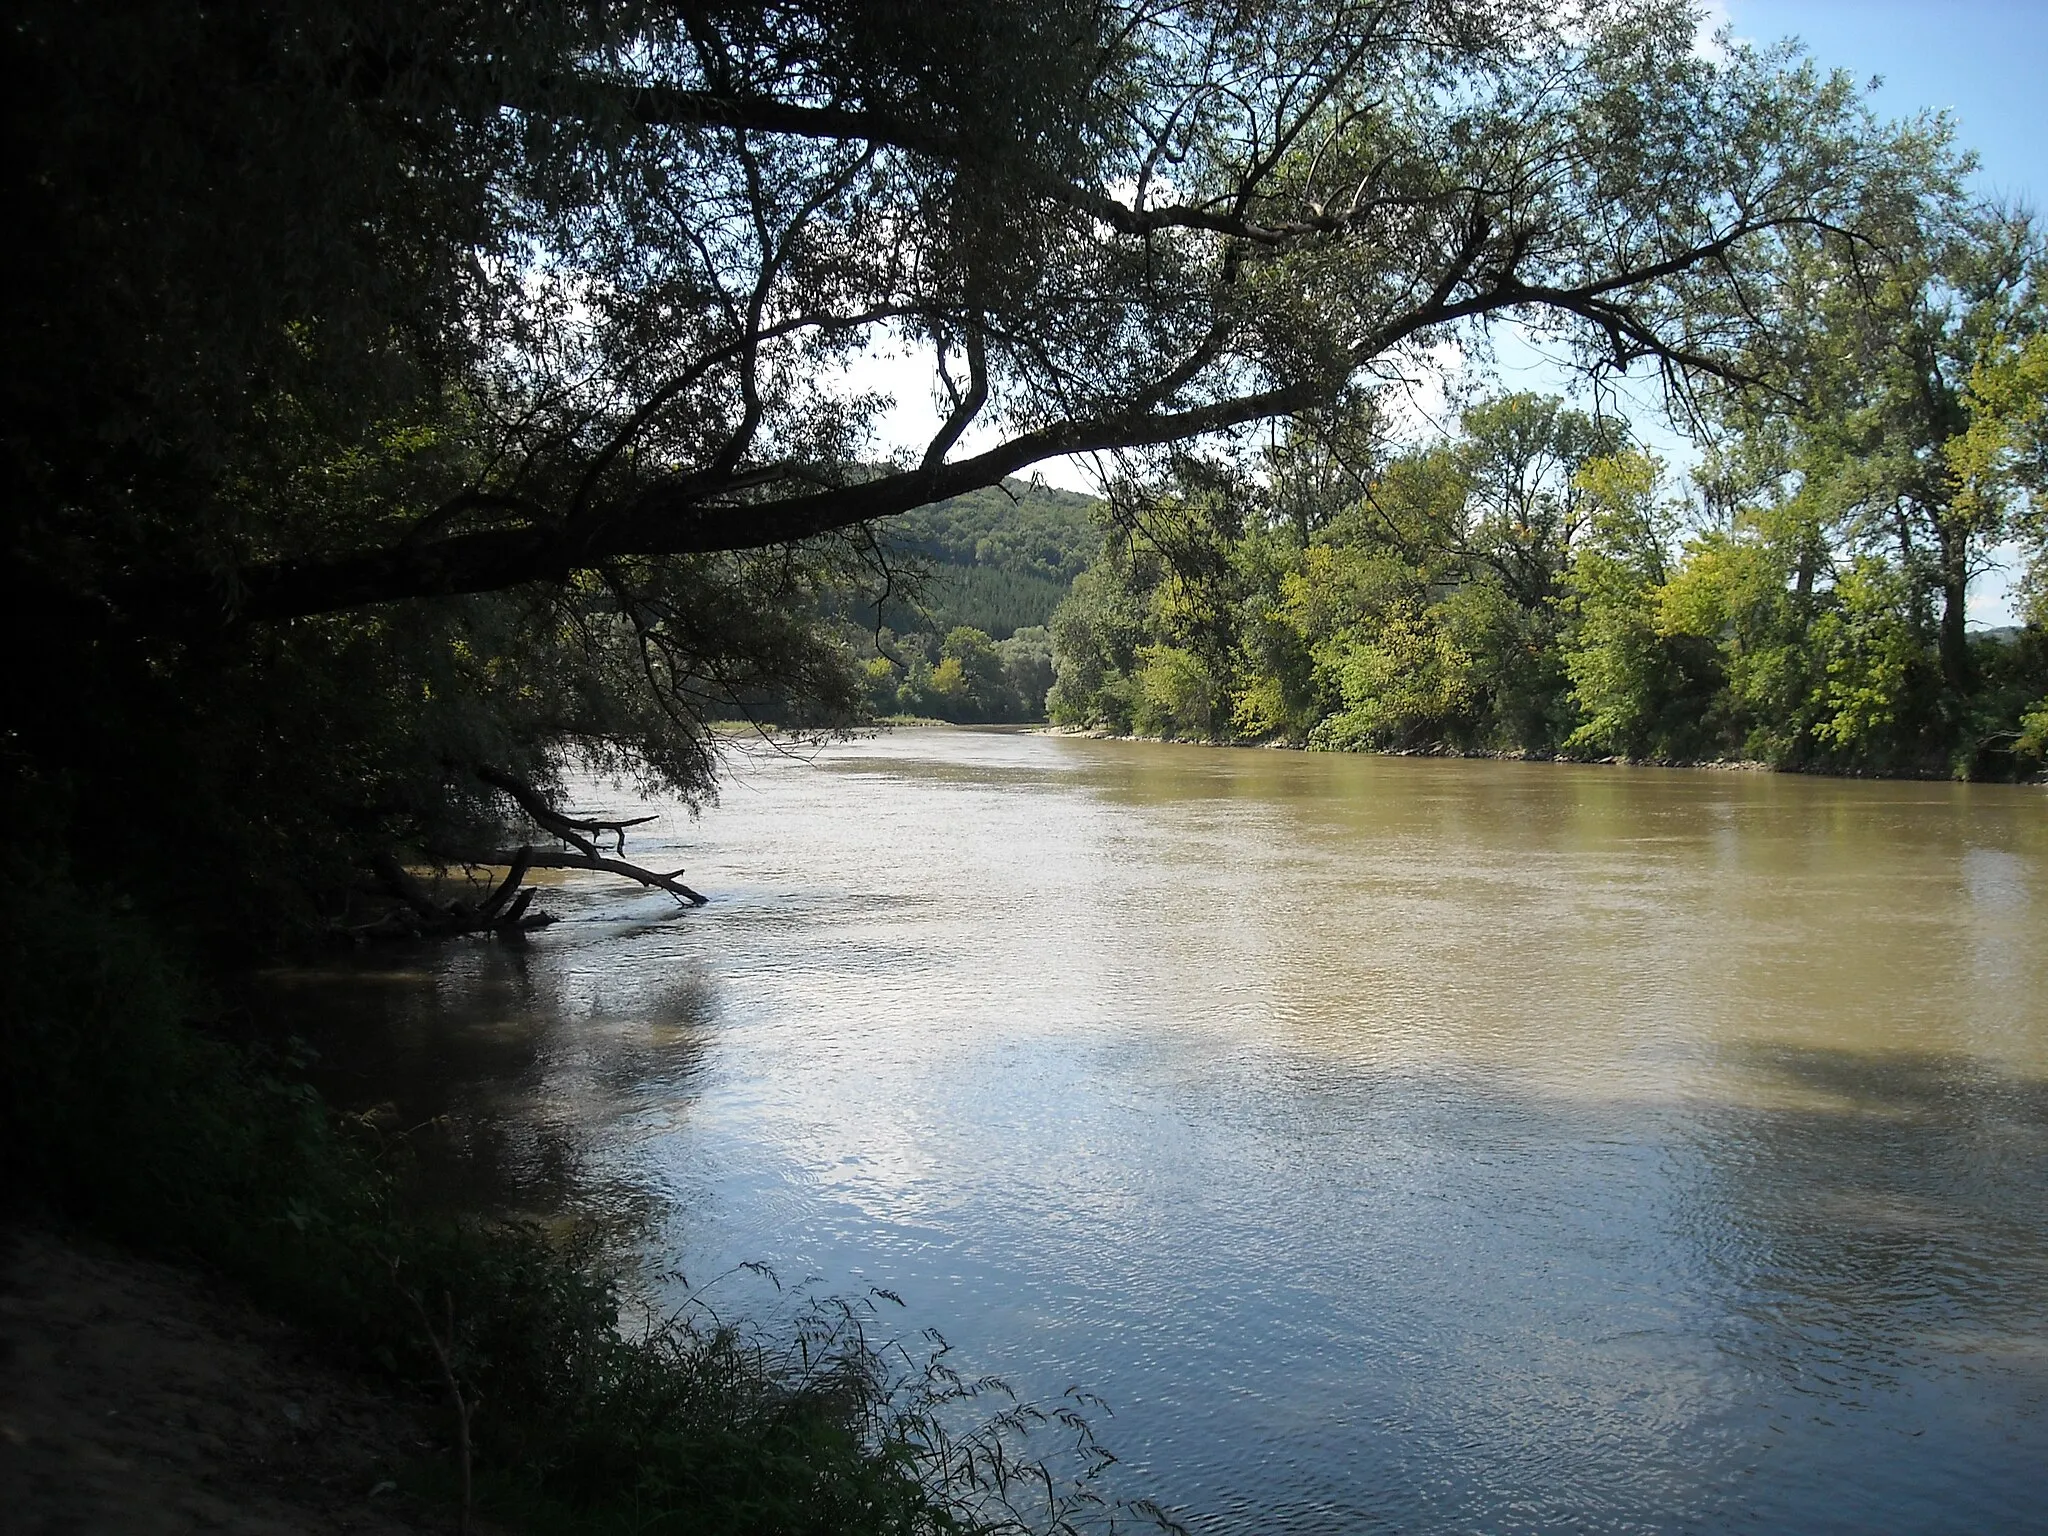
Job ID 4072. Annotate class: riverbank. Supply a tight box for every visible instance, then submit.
[731,718,1995,778]
[1032,724,2048,780]
[1038,722,1767,766]
[1,1226,458,1536]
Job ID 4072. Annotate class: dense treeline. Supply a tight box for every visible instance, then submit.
[1049,402,2048,776]
[855,622,1059,724]
[892,564,1070,644]
[1051,213,2048,778]
[882,483,1102,586]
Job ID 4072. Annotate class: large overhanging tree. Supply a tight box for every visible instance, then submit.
[5,0,1958,929]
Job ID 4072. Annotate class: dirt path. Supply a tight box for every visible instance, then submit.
[0,1227,463,1535]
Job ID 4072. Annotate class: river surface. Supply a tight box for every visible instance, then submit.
[275,731,2048,1534]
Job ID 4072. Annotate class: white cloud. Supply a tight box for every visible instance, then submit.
[824,334,1107,495]
[1373,338,1468,444]
[1691,0,1741,62]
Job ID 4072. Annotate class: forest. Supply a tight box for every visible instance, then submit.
[835,480,1100,722]
[1043,206,2048,776]
[1048,375,2048,777]
[6,0,2043,1530]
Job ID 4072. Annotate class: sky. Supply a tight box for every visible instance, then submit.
[1721,1,2048,213]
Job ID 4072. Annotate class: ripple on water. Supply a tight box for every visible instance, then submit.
[270,734,2048,1534]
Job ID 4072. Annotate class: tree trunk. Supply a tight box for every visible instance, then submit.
[1937,527,1972,697]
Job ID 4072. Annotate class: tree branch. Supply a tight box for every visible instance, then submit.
[471,849,707,906]
[475,764,657,855]
[921,321,988,472]
[546,78,1410,246]
[135,200,1803,630]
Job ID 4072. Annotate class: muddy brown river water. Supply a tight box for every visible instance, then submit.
[271,731,2048,1533]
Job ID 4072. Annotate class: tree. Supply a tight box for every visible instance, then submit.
[939,626,1011,716]
[1680,204,2048,769]
[1559,451,1724,758]
[997,627,1058,719]
[1266,394,1632,751]
[5,0,1965,928]
[1455,396,1630,610]
[16,0,1946,616]
[1726,206,2046,698]
[1952,332,2048,625]
[1658,499,1832,766]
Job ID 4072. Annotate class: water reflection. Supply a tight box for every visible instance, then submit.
[260,732,2048,1533]
[260,935,718,1222]
[1679,1045,2048,1532]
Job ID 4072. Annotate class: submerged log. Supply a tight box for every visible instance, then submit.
[364,848,560,940]
[473,845,535,923]
[471,764,705,902]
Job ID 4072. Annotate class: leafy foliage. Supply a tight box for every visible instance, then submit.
[884,485,1104,587]
[838,481,1103,721]
[1049,381,2048,776]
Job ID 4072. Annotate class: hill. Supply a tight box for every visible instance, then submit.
[864,479,1104,640]
[838,479,1105,723]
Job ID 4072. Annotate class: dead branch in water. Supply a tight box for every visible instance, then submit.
[470,848,707,906]
[351,768,702,942]
[475,764,657,855]
[363,848,559,940]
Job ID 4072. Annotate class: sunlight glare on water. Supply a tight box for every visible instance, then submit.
[280,730,2048,1534]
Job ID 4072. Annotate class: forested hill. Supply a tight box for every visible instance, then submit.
[874,480,1103,640]
[840,480,1104,723]
[885,481,1103,586]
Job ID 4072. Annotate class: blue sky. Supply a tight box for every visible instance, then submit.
[1723,1,2048,212]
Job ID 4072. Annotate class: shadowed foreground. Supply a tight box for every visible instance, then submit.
[0,1229,458,1536]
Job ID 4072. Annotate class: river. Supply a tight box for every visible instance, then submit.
[272,729,2048,1534]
